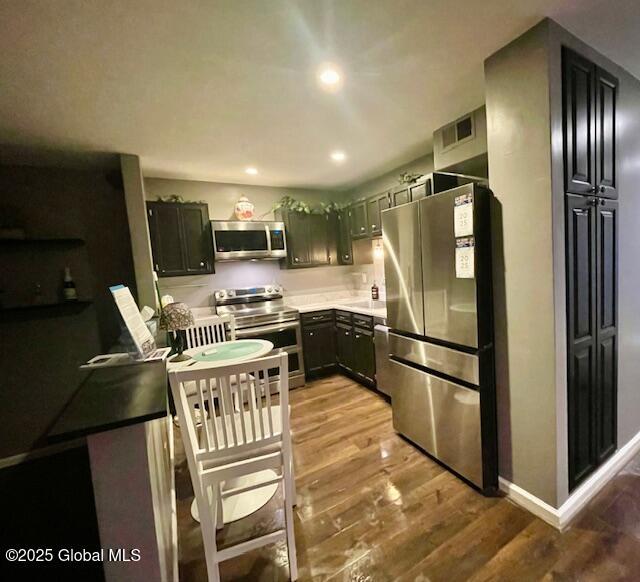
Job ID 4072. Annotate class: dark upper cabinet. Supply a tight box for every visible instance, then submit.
[282,210,330,268]
[391,184,410,207]
[147,202,213,277]
[349,201,368,239]
[566,194,617,491]
[595,67,617,199]
[408,180,429,202]
[563,48,617,198]
[367,191,391,236]
[336,210,353,265]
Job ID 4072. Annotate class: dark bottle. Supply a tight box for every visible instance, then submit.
[63,266,78,301]
[371,282,379,301]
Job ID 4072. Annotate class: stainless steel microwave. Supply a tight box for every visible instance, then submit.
[211,220,287,261]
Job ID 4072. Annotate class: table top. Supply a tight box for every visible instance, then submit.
[168,339,274,371]
[48,360,168,443]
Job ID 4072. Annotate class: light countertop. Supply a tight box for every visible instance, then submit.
[291,299,387,320]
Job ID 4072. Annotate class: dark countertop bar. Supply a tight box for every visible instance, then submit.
[48,361,168,443]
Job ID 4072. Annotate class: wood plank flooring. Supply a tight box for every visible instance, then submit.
[175,374,640,581]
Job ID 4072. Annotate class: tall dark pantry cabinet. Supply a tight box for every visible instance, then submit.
[563,47,618,491]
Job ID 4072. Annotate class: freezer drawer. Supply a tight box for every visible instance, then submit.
[391,359,483,487]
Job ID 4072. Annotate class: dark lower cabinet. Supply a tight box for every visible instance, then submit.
[336,322,354,371]
[301,311,336,377]
[566,194,618,491]
[147,202,213,277]
[353,327,375,383]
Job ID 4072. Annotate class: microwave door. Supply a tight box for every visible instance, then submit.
[419,186,478,349]
[382,202,424,336]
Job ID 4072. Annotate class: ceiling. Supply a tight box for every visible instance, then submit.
[1,0,639,189]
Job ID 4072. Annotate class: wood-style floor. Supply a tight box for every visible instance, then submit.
[175,374,640,581]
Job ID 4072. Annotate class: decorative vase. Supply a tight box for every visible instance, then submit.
[234,196,255,221]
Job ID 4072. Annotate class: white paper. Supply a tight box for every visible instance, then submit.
[110,285,157,357]
[455,238,475,279]
[454,201,474,237]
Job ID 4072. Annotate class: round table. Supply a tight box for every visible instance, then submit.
[168,339,279,525]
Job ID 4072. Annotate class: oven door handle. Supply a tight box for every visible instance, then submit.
[236,320,300,337]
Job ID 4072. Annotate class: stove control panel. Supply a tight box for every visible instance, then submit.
[214,285,282,302]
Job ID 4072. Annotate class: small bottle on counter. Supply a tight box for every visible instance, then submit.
[371,281,379,301]
[63,266,78,301]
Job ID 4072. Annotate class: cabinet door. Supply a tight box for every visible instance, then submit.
[595,67,618,199]
[337,210,353,265]
[303,322,336,375]
[391,186,410,207]
[563,48,597,195]
[595,199,617,462]
[367,192,390,236]
[409,181,428,202]
[180,205,213,274]
[147,202,186,276]
[353,327,375,383]
[285,211,311,267]
[349,202,368,238]
[336,323,354,371]
[566,194,598,490]
[309,213,330,265]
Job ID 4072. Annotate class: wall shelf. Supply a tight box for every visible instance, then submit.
[0,300,93,322]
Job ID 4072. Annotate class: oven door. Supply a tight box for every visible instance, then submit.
[236,320,304,380]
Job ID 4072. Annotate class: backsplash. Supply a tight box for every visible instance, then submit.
[157,262,378,308]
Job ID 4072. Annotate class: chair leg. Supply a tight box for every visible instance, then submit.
[290,456,298,507]
[215,483,224,530]
[198,485,221,582]
[282,457,298,580]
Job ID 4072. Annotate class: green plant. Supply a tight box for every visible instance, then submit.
[155,195,206,204]
[398,172,423,185]
[272,196,347,215]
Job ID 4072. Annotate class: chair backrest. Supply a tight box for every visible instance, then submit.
[169,352,289,466]
[184,314,236,349]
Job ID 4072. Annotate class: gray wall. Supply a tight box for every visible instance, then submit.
[485,23,560,506]
[344,153,434,202]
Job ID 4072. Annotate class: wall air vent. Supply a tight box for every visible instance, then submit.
[440,114,475,153]
[433,106,487,174]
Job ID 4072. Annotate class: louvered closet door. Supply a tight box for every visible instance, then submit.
[566,194,598,490]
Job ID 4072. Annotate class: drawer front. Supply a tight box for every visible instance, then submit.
[391,359,483,487]
[335,310,352,324]
[301,310,334,325]
[352,313,373,330]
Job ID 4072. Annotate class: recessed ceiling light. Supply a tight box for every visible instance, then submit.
[317,63,343,91]
[245,167,258,175]
[330,150,347,163]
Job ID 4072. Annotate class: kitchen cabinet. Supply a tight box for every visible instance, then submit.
[336,210,353,265]
[366,191,391,236]
[348,201,368,239]
[566,194,618,491]
[391,184,410,207]
[301,311,336,376]
[353,327,375,383]
[282,211,330,268]
[563,48,617,199]
[147,202,213,277]
[336,322,354,372]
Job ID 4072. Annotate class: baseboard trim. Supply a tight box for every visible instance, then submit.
[500,428,640,530]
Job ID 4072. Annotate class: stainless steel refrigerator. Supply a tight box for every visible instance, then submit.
[381,182,497,493]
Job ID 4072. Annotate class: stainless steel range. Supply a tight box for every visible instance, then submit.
[213,285,305,388]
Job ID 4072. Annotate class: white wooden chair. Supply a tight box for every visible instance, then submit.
[185,314,236,349]
[169,353,298,582]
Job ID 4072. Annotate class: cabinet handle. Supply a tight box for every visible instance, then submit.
[345,331,350,336]
[294,257,299,263]
[154,264,160,271]
[599,185,606,194]
[309,332,314,336]
[355,334,361,339]
[199,261,205,267]
[360,226,365,231]
[371,224,376,229]
[600,199,606,206]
